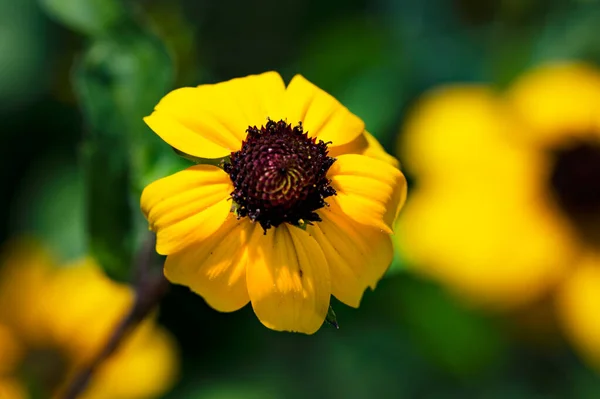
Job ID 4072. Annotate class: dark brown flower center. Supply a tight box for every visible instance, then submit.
[549,140,600,245]
[224,119,336,232]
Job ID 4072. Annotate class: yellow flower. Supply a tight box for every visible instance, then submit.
[141,72,407,334]
[396,62,600,368]
[0,240,179,399]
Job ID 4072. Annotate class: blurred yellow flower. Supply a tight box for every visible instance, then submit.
[141,72,407,334]
[0,240,179,399]
[396,62,600,368]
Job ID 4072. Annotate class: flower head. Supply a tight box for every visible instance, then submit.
[0,240,179,399]
[141,72,407,334]
[395,62,600,369]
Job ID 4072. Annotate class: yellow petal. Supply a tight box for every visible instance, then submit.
[0,378,26,399]
[309,202,393,308]
[279,75,365,148]
[145,71,286,158]
[556,255,600,372]
[0,324,22,375]
[396,179,576,309]
[329,131,400,168]
[85,326,179,399]
[246,224,330,334]
[0,240,55,344]
[507,62,600,148]
[39,259,134,363]
[144,112,233,158]
[328,154,407,233]
[141,165,233,255]
[399,85,524,180]
[164,215,256,312]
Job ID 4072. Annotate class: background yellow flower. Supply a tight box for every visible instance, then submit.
[397,62,600,370]
[0,240,179,399]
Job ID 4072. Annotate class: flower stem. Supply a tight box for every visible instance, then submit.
[61,235,168,399]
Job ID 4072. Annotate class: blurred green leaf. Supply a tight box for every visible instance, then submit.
[382,0,487,86]
[142,0,203,86]
[177,384,279,399]
[394,276,508,378]
[338,66,407,143]
[79,138,132,281]
[74,29,172,141]
[486,27,538,89]
[39,0,124,36]
[291,15,407,154]
[0,0,47,111]
[11,156,87,262]
[293,17,391,92]
[532,4,600,64]
[72,24,173,281]
[572,361,600,399]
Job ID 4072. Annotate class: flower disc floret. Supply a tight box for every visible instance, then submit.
[224,119,336,231]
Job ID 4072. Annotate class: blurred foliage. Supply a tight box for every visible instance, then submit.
[0,0,48,110]
[39,0,183,280]
[11,155,86,261]
[2,0,600,397]
[74,26,173,280]
[40,0,124,35]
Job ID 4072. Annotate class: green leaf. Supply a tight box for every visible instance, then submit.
[174,383,280,399]
[11,156,87,262]
[325,305,339,329]
[0,0,47,110]
[38,0,124,36]
[293,17,391,93]
[80,138,133,282]
[72,26,174,281]
[394,276,508,378]
[74,27,173,142]
[532,5,600,65]
[338,66,407,144]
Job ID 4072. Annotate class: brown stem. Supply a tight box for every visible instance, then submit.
[61,235,168,399]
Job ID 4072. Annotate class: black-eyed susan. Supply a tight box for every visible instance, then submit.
[0,240,179,399]
[396,62,600,369]
[141,72,407,334]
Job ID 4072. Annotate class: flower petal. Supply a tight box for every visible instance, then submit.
[39,259,134,363]
[396,180,576,309]
[90,326,179,399]
[164,215,256,312]
[279,75,365,148]
[246,224,330,334]
[328,154,407,233]
[556,255,600,371]
[145,71,286,158]
[0,378,26,399]
[399,85,524,180]
[144,112,233,159]
[329,131,400,168]
[0,241,55,344]
[0,324,23,375]
[309,202,393,307]
[507,62,600,148]
[141,165,233,255]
